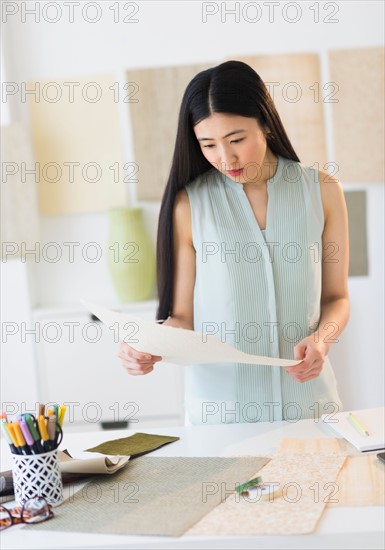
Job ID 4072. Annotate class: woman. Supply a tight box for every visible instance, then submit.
[118,60,350,425]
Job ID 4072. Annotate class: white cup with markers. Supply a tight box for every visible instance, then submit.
[1,406,66,507]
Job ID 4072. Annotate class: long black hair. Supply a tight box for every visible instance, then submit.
[156,60,300,321]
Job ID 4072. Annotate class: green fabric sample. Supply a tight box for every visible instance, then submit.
[84,432,180,457]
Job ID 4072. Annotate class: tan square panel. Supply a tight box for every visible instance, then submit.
[345,190,368,276]
[329,47,385,183]
[27,74,126,215]
[232,53,327,169]
[1,122,40,258]
[127,62,215,200]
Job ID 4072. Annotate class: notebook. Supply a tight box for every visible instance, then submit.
[321,407,385,452]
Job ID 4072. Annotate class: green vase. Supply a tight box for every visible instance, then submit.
[107,207,156,302]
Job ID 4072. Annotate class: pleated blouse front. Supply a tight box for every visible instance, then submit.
[184,155,342,425]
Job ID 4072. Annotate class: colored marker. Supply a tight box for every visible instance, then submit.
[1,421,18,454]
[38,415,51,451]
[24,414,44,453]
[20,419,39,455]
[6,423,21,454]
[12,421,31,455]
[47,415,57,449]
[58,405,67,427]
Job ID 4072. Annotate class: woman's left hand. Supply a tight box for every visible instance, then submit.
[283,336,329,383]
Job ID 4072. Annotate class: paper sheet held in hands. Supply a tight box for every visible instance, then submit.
[82,300,302,368]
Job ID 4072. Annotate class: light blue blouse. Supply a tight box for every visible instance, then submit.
[184,155,342,425]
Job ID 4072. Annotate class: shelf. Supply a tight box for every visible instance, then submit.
[33,299,158,319]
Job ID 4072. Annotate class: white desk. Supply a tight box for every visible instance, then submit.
[1,418,384,550]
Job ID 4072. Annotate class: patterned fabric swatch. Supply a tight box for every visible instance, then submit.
[278,437,384,507]
[29,456,269,536]
[185,453,346,536]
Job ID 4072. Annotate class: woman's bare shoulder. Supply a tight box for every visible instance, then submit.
[318,170,345,223]
[174,187,190,208]
[173,188,192,243]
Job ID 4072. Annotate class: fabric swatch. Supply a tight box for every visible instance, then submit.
[329,47,384,184]
[278,436,358,455]
[59,450,130,474]
[84,432,180,457]
[328,455,385,508]
[235,52,327,169]
[345,191,368,277]
[27,74,126,215]
[127,62,214,200]
[186,452,346,536]
[278,437,384,507]
[29,456,270,536]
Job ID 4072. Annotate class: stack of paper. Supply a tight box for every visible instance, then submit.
[322,407,385,452]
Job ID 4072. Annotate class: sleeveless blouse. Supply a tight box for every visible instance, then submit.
[184,155,342,425]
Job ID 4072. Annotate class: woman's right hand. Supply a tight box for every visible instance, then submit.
[118,341,163,376]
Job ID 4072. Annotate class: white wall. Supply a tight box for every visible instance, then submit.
[1,1,384,411]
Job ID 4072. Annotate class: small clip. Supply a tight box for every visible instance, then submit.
[235,475,263,494]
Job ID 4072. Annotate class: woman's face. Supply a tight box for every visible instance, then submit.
[193,112,276,184]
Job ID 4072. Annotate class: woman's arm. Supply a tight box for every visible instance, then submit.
[284,170,350,383]
[315,170,350,353]
[118,189,195,375]
[162,188,195,330]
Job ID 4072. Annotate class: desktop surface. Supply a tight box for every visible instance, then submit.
[1,417,384,550]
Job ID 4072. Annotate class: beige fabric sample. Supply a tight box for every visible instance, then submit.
[329,47,385,183]
[58,450,130,475]
[232,53,327,168]
[278,438,383,507]
[27,74,126,215]
[29,456,270,536]
[186,453,346,536]
[278,436,359,455]
[127,62,214,200]
[328,455,385,508]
